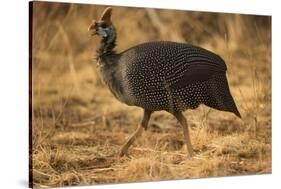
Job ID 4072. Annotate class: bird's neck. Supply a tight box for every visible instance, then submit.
[97,28,117,58]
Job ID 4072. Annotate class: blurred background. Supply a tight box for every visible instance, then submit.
[31,1,271,188]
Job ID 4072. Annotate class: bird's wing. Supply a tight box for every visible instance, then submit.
[166,58,227,89]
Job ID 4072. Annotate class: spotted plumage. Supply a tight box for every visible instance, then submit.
[89,7,241,157]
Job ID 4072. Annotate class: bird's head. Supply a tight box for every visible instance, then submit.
[88,7,115,39]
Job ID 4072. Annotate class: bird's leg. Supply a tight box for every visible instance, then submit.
[119,109,152,157]
[173,112,193,157]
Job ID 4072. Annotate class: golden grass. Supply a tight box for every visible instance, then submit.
[30,2,271,188]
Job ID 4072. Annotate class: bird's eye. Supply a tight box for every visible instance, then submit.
[100,23,107,28]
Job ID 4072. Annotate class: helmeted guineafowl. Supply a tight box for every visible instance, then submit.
[88,7,241,157]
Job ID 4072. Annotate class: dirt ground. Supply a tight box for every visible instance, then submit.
[30,2,272,188]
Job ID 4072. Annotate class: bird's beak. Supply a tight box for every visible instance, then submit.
[88,21,97,36]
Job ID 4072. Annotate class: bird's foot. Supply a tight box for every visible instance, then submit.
[119,147,130,158]
[186,153,193,159]
[186,148,193,158]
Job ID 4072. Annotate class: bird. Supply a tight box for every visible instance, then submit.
[88,7,241,157]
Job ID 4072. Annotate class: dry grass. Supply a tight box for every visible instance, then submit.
[30,2,271,188]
